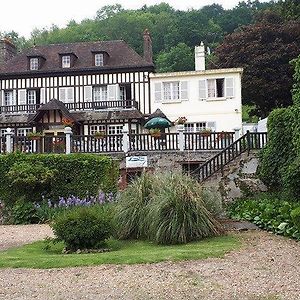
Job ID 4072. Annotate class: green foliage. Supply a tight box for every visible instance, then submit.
[0,153,118,207]
[156,43,194,72]
[282,157,300,199]
[242,105,259,122]
[229,194,300,240]
[114,173,153,240]
[258,108,295,188]
[114,172,223,245]
[7,162,56,202]
[51,205,113,250]
[215,11,300,117]
[291,207,300,230]
[11,200,39,225]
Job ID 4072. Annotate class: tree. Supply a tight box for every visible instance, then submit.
[156,43,194,73]
[215,11,300,117]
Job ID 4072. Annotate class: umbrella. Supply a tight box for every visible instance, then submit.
[144,117,172,129]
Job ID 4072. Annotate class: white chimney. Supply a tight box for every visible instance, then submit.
[195,41,205,71]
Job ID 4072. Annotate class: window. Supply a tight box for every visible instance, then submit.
[4,91,14,106]
[59,87,74,103]
[93,86,107,102]
[27,90,36,105]
[119,86,127,101]
[199,78,234,100]
[30,58,39,70]
[95,53,104,67]
[62,55,71,68]
[90,125,106,135]
[108,125,123,135]
[155,81,188,102]
[17,128,32,137]
[184,122,210,132]
[163,82,180,101]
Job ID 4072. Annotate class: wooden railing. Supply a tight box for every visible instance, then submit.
[190,132,268,182]
[184,132,234,150]
[65,100,138,111]
[71,134,123,153]
[11,136,66,154]
[129,133,179,151]
[0,100,138,114]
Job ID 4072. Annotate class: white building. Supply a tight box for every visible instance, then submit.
[150,42,243,133]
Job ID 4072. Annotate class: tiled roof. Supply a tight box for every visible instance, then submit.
[0,40,154,75]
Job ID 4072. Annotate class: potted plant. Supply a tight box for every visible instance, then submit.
[149,128,161,138]
[93,131,106,139]
[199,128,212,137]
[27,132,42,141]
[62,117,74,128]
[175,116,187,125]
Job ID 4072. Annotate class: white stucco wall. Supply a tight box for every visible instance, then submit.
[150,68,243,133]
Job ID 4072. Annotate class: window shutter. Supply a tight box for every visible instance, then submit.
[207,121,216,131]
[40,88,46,104]
[18,89,26,105]
[84,86,92,102]
[0,90,4,106]
[180,81,188,100]
[66,88,74,103]
[12,90,17,106]
[199,80,207,100]
[59,88,66,102]
[108,84,119,101]
[154,82,162,102]
[225,78,234,98]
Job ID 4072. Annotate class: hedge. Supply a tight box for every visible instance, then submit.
[0,153,119,206]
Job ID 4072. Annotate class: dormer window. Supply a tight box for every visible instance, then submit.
[95,53,104,67]
[62,55,71,68]
[29,58,39,70]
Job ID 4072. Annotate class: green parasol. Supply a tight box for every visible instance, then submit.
[144,117,172,129]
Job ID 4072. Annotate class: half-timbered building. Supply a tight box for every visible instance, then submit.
[0,30,154,139]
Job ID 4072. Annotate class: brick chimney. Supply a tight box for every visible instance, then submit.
[143,29,153,64]
[0,38,17,66]
[195,41,205,71]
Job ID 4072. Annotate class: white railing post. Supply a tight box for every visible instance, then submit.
[122,125,129,153]
[233,127,241,141]
[177,124,185,151]
[5,127,13,153]
[64,126,72,154]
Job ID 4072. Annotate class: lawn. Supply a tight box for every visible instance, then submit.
[0,235,240,269]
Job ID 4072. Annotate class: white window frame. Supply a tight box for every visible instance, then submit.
[30,58,39,70]
[163,81,180,102]
[59,87,74,103]
[27,90,36,105]
[93,86,107,102]
[95,53,104,67]
[4,90,14,106]
[62,55,71,68]
[119,86,127,101]
[108,125,123,135]
[184,122,207,133]
[90,125,106,135]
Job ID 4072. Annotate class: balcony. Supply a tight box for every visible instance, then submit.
[0,100,139,114]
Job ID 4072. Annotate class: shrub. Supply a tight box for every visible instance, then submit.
[0,153,118,206]
[291,207,300,230]
[114,172,223,245]
[229,194,300,240]
[51,205,113,250]
[11,200,39,224]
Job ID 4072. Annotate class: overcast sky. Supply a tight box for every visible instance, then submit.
[1,0,271,38]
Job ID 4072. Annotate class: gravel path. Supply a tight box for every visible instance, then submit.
[0,226,299,300]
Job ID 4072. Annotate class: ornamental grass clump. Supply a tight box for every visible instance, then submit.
[114,173,153,240]
[148,173,223,245]
[115,172,223,245]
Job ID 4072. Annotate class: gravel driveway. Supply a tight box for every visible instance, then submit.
[0,225,299,300]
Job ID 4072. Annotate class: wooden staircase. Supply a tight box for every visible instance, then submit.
[191,131,268,182]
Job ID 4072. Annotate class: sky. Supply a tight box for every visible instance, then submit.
[1,0,270,38]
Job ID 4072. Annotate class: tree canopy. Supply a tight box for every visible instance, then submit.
[215,11,300,117]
